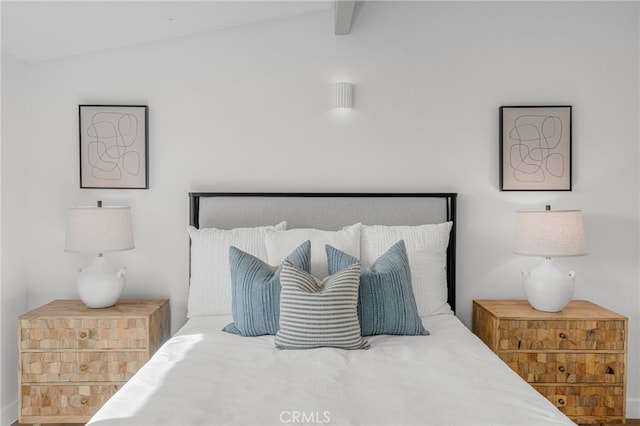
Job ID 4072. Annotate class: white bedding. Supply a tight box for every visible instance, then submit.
[88,314,574,426]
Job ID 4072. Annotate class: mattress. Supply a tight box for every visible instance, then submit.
[87,314,574,426]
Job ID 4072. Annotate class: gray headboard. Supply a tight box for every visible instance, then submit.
[189,192,457,312]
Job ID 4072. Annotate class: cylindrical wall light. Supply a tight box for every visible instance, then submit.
[333,82,353,109]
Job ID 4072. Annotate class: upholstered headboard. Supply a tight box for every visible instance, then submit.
[188,192,457,311]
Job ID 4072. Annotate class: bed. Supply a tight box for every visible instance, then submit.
[88,193,575,426]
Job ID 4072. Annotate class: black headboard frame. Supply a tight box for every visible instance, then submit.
[188,192,457,312]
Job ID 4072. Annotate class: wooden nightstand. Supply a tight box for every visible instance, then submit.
[472,299,627,424]
[18,299,170,424]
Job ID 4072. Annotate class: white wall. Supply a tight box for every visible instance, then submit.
[1,52,30,424]
[2,1,638,421]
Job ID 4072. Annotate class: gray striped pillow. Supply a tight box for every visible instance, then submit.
[275,260,369,350]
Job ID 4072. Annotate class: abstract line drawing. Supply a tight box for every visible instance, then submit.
[87,112,139,180]
[508,114,564,182]
[79,105,148,189]
[500,106,571,191]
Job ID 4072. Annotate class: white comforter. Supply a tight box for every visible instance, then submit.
[88,314,575,426]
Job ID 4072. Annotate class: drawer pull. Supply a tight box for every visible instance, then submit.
[558,332,567,339]
[79,331,88,339]
[80,397,88,406]
[606,366,615,375]
[558,366,565,373]
[557,398,565,406]
[80,364,89,372]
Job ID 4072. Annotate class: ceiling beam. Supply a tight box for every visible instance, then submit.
[334,0,355,35]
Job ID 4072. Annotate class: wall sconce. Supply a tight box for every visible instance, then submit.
[333,82,353,109]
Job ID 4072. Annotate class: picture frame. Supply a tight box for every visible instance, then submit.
[79,105,149,189]
[500,105,572,191]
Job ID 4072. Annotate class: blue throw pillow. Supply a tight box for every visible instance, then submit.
[223,240,311,336]
[326,240,428,336]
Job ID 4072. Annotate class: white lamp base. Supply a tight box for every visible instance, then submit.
[77,254,126,308]
[522,258,575,312]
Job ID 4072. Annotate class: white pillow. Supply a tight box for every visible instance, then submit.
[360,222,453,316]
[187,222,286,317]
[265,224,360,278]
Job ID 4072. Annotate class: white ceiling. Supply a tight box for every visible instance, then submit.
[1,1,339,63]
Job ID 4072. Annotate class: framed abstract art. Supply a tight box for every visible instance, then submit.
[79,105,149,189]
[500,105,571,191]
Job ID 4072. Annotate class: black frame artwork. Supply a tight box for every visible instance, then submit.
[500,105,572,191]
[79,105,149,189]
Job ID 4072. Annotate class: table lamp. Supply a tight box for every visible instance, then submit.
[514,205,586,312]
[65,201,134,308]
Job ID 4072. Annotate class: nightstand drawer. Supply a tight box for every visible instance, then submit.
[533,384,625,423]
[499,352,625,384]
[21,351,148,383]
[20,318,149,350]
[497,319,626,351]
[20,383,122,421]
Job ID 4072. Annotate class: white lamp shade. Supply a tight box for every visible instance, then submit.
[65,206,134,253]
[514,209,586,257]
